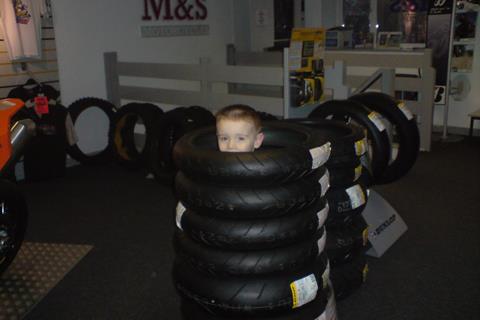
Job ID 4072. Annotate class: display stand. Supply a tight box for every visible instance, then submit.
[362,190,408,257]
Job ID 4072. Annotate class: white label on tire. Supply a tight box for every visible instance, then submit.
[354,137,367,156]
[317,230,327,253]
[346,184,366,209]
[368,111,386,132]
[318,169,330,196]
[316,203,329,228]
[325,291,338,320]
[321,261,330,289]
[397,101,414,120]
[290,274,318,308]
[314,310,327,320]
[354,164,362,181]
[175,201,186,230]
[309,142,332,169]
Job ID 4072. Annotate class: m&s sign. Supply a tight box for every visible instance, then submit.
[142,0,207,20]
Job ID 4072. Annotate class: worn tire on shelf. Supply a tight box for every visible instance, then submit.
[309,99,391,185]
[349,92,420,184]
[110,103,163,169]
[66,97,117,165]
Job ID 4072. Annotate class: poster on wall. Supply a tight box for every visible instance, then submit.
[454,11,478,40]
[451,43,475,72]
[288,28,326,107]
[427,0,454,105]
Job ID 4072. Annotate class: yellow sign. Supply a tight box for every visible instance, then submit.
[289,28,326,72]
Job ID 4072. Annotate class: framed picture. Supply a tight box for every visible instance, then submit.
[377,32,389,47]
[377,32,403,49]
[387,32,402,48]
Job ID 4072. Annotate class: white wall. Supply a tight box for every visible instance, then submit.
[51,0,234,152]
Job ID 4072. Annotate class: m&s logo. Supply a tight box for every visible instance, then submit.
[142,0,207,21]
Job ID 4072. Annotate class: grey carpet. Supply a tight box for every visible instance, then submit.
[13,138,480,320]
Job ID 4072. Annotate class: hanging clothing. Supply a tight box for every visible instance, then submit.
[0,0,47,60]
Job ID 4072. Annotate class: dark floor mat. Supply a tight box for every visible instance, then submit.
[0,242,92,319]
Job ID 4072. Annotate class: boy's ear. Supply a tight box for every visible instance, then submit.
[254,132,264,149]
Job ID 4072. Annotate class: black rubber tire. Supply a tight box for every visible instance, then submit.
[175,169,323,219]
[326,214,369,267]
[66,97,117,165]
[330,252,368,300]
[309,99,391,185]
[0,179,28,275]
[180,286,329,319]
[174,227,326,276]
[349,92,420,184]
[177,196,328,250]
[328,158,363,187]
[173,253,329,316]
[110,103,163,169]
[283,118,366,164]
[173,121,330,187]
[325,183,368,229]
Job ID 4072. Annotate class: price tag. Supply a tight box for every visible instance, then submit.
[354,165,363,181]
[175,202,186,230]
[34,96,49,114]
[318,169,330,196]
[367,112,386,132]
[290,274,318,308]
[345,184,366,209]
[316,203,329,228]
[309,142,331,169]
[397,101,414,120]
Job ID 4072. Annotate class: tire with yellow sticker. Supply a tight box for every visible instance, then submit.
[325,183,368,229]
[173,253,329,316]
[309,100,391,185]
[285,118,366,166]
[349,92,420,184]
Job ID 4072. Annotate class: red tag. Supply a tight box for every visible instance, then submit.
[34,96,49,114]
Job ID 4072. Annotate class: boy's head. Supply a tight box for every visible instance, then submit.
[215,104,264,152]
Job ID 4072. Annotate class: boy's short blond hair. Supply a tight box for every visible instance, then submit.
[215,104,262,132]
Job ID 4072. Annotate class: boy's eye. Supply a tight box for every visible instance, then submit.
[218,136,228,142]
[238,136,246,141]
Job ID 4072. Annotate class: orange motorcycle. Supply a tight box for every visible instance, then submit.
[0,99,35,275]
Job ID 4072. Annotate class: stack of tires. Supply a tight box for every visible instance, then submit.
[308,92,420,186]
[306,92,420,299]
[65,98,216,183]
[282,119,370,300]
[172,122,337,319]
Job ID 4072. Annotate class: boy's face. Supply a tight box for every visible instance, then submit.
[216,118,264,152]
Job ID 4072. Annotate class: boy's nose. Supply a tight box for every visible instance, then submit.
[227,140,237,150]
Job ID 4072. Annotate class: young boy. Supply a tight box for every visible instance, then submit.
[215,104,264,152]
